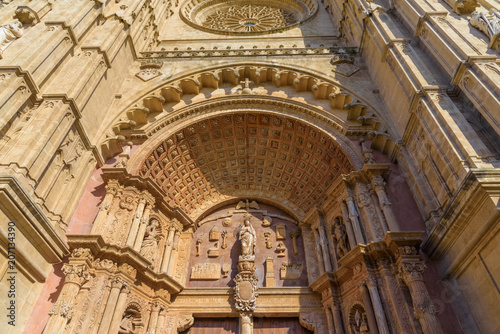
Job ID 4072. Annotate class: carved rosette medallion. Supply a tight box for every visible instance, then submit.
[234,273,259,312]
[180,0,317,35]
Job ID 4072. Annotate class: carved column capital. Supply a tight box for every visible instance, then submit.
[105,179,120,195]
[71,247,94,262]
[398,261,426,285]
[111,277,125,289]
[62,263,90,286]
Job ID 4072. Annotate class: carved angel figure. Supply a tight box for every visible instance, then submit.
[239,217,256,257]
[470,10,500,41]
[0,20,23,54]
[140,219,158,264]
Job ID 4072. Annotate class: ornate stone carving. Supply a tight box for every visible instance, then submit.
[453,0,479,15]
[262,215,272,227]
[280,262,303,279]
[276,241,286,257]
[119,263,137,278]
[470,9,500,52]
[95,259,117,272]
[140,219,159,265]
[177,314,194,332]
[190,263,221,280]
[330,51,359,77]
[264,231,273,249]
[236,200,259,210]
[200,4,298,34]
[275,223,286,240]
[234,273,258,312]
[239,215,256,260]
[62,264,90,286]
[222,217,232,227]
[0,20,23,55]
[119,195,136,211]
[332,217,350,259]
[136,59,163,82]
[72,248,94,261]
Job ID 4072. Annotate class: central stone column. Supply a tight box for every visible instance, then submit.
[234,213,258,334]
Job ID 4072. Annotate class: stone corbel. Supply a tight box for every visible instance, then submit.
[451,0,479,15]
[177,314,194,332]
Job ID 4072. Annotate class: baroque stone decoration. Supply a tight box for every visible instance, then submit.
[470,9,500,53]
[2,0,500,332]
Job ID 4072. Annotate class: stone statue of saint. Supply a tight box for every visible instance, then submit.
[140,219,158,264]
[333,218,349,259]
[0,20,23,54]
[239,216,256,258]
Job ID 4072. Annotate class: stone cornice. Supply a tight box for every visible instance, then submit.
[422,168,500,272]
[140,46,354,59]
[66,234,184,293]
[0,176,69,281]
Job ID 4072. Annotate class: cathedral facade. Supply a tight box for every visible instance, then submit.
[0,0,499,333]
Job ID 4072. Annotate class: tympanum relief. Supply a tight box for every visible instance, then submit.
[188,202,308,288]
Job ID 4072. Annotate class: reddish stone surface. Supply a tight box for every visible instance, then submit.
[23,260,66,334]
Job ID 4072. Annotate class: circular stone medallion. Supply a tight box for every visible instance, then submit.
[180,0,318,35]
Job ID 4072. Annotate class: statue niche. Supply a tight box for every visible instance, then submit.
[140,219,159,266]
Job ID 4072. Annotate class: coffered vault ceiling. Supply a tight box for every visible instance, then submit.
[138,113,353,220]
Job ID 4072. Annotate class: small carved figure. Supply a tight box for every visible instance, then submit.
[140,220,159,265]
[196,233,204,256]
[221,230,228,249]
[0,20,23,54]
[276,241,286,257]
[239,215,256,258]
[332,217,349,259]
[264,231,272,249]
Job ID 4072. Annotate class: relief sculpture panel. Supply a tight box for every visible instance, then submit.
[187,202,309,288]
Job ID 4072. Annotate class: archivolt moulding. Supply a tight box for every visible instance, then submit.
[100,64,396,162]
